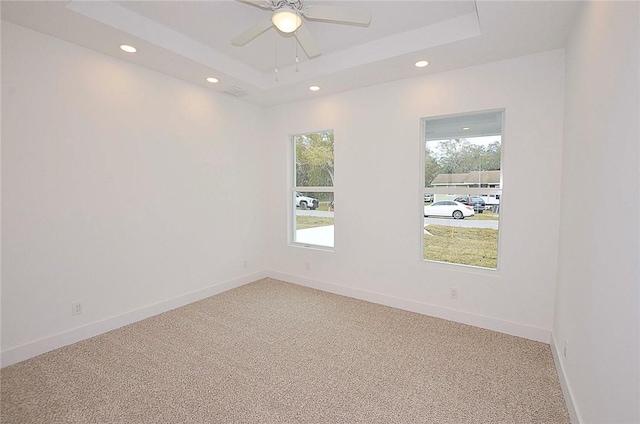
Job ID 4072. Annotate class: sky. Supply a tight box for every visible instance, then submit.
[426,135,502,155]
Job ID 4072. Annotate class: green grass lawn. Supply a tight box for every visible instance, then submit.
[296,201,333,212]
[424,225,498,268]
[296,216,334,230]
[316,201,333,212]
[467,211,499,221]
[423,203,499,221]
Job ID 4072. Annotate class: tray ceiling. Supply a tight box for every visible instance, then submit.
[1,1,581,106]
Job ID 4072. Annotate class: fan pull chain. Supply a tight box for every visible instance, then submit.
[295,38,299,73]
[274,42,278,82]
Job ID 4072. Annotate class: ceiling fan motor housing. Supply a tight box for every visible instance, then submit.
[269,0,304,12]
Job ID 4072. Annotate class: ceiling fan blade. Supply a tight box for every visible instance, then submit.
[232,18,273,46]
[303,5,371,25]
[236,0,271,9]
[294,23,321,58]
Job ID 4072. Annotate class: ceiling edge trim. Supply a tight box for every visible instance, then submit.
[65,0,267,87]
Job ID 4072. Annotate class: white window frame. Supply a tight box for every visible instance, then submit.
[420,109,505,270]
[290,130,335,250]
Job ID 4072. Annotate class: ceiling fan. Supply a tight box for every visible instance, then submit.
[232,0,372,59]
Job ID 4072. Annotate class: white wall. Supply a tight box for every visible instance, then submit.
[264,50,566,341]
[554,2,640,423]
[3,6,638,420]
[1,22,269,356]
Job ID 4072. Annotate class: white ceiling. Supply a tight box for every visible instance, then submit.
[1,1,582,107]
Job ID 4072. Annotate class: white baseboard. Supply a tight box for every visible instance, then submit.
[550,334,582,424]
[267,270,551,343]
[1,271,268,368]
[2,270,552,368]
[0,269,586,424]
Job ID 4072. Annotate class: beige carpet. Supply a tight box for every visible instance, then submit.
[1,278,569,423]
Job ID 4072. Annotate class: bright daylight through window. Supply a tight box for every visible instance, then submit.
[422,110,503,269]
[292,130,334,248]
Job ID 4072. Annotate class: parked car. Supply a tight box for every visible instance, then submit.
[424,194,434,202]
[453,196,486,213]
[295,192,319,210]
[424,201,475,219]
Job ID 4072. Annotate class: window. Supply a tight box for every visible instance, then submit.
[422,110,503,269]
[292,130,334,248]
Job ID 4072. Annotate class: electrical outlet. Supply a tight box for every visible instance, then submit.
[305,262,311,271]
[563,340,568,359]
[72,301,83,316]
[450,288,459,300]
[243,260,248,269]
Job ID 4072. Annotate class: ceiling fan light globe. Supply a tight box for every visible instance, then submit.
[272,9,302,33]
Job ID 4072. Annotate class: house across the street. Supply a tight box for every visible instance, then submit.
[429,171,501,206]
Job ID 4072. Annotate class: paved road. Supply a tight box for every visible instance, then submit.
[296,210,334,218]
[296,225,334,247]
[424,217,498,229]
[295,209,497,229]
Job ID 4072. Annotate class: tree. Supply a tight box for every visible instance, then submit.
[436,139,465,174]
[295,131,334,188]
[481,142,501,171]
[427,138,501,180]
[424,149,442,186]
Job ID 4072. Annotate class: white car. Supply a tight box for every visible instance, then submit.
[424,200,475,219]
[295,192,319,210]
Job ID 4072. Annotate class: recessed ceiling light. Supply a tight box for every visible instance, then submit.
[309,85,320,91]
[414,60,429,68]
[206,77,219,83]
[462,127,470,130]
[119,44,137,53]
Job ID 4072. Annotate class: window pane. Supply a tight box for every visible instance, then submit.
[295,131,334,187]
[424,111,502,188]
[294,191,334,248]
[423,193,499,268]
[422,110,503,269]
